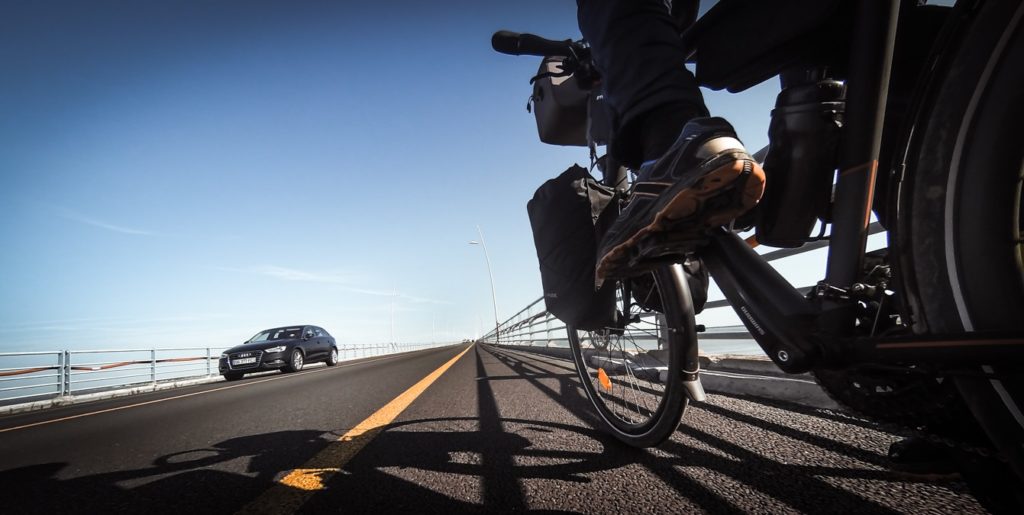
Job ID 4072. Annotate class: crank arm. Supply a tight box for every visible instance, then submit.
[701,228,822,373]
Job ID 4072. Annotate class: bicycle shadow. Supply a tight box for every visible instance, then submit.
[479,345,981,514]
[0,429,330,514]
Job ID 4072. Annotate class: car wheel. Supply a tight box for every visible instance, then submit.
[284,349,304,373]
[223,372,244,381]
[326,347,339,366]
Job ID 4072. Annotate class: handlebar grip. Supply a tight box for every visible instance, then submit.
[491,30,573,57]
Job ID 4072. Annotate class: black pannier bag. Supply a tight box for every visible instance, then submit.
[527,164,617,330]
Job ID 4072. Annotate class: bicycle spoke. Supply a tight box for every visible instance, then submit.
[622,352,648,419]
[570,266,689,445]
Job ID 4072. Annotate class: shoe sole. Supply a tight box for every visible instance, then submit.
[596,157,766,283]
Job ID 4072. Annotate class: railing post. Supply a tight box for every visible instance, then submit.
[56,351,64,398]
[63,350,71,396]
[206,348,212,377]
[150,349,157,385]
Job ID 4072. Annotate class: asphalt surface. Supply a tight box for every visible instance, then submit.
[0,343,985,514]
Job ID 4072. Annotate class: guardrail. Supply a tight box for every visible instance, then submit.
[478,295,667,351]
[482,223,885,350]
[0,341,455,404]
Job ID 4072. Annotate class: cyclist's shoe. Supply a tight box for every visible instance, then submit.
[595,117,765,286]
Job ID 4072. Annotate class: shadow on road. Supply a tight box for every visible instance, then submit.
[0,345,979,514]
[0,429,330,514]
[477,345,975,514]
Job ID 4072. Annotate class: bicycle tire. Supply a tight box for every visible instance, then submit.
[567,263,697,448]
[897,0,1024,505]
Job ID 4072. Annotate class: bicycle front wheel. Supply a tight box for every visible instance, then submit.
[567,263,699,448]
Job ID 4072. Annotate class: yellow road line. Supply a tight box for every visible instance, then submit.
[0,352,424,434]
[236,343,475,514]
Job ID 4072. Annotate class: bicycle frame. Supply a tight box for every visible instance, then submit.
[494,0,1024,375]
[702,0,1024,373]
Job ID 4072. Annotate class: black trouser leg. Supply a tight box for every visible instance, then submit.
[577,0,708,167]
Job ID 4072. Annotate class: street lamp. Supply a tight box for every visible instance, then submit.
[469,225,499,344]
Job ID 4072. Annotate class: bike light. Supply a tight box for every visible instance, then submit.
[265,346,286,353]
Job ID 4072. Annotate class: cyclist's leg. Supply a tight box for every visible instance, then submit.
[577,0,707,167]
[578,0,766,284]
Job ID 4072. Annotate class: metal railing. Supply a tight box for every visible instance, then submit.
[480,292,666,351]
[0,341,455,404]
[482,223,885,350]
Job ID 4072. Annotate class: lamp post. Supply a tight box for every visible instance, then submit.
[390,286,398,350]
[469,225,499,344]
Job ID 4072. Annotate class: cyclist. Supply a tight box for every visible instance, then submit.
[578,0,953,473]
[577,0,766,286]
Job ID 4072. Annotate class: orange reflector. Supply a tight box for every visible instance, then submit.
[597,368,612,391]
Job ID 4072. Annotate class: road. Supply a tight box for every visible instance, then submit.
[0,343,985,514]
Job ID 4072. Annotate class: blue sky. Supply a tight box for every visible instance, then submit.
[0,1,882,351]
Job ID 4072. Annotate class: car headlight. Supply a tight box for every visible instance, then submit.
[220,353,228,359]
[265,345,286,353]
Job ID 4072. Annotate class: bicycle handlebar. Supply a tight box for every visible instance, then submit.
[491,30,575,57]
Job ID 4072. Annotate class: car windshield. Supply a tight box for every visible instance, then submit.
[247,327,303,343]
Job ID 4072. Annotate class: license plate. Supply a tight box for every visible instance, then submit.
[232,357,256,365]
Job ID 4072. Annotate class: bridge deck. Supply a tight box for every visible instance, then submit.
[0,344,983,514]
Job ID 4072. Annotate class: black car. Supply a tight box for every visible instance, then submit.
[219,325,338,380]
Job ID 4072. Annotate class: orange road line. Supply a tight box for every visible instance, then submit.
[236,344,475,515]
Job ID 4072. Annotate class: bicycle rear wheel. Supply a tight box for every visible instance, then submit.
[567,263,698,448]
[897,0,1024,507]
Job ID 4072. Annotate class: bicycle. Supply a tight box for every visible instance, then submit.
[494,0,1023,509]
